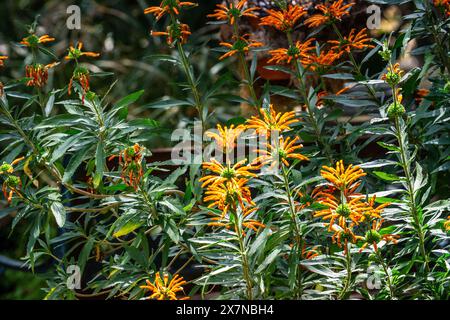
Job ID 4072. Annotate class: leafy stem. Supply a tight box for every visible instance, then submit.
[169,13,206,132]
[393,114,430,274]
[232,21,260,113]
[285,31,333,164]
[231,205,253,300]
[375,248,395,299]
[330,23,380,107]
[281,164,304,299]
[338,243,352,300]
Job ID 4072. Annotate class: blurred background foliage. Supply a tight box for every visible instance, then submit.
[0,0,233,140]
[0,0,225,299]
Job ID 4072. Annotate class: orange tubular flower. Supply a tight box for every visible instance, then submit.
[254,136,309,168]
[65,42,100,61]
[360,195,390,222]
[246,104,298,136]
[144,0,196,20]
[208,0,259,25]
[210,206,265,234]
[358,219,399,253]
[0,56,7,67]
[1,157,24,204]
[204,178,255,217]
[199,158,257,189]
[382,63,404,87]
[0,56,6,96]
[268,38,315,65]
[444,216,450,231]
[301,244,319,260]
[320,160,366,196]
[330,223,360,252]
[434,0,450,16]
[20,34,55,47]
[25,62,58,88]
[328,28,374,54]
[219,34,264,60]
[305,0,354,28]
[68,66,92,103]
[0,157,24,175]
[109,144,145,191]
[206,124,245,153]
[302,49,342,72]
[151,23,191,45]
[259,5,307,32]
[140,272,189,300]
[314,194,367,230]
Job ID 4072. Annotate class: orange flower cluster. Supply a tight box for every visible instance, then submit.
[144,0,196,20]
[255,2,372,73]
[65,43,99,103]
[259,4,307,32]
[0,55,6,96]
[109,144,145,191]
[208,0,259,25]
[0,55,7,68]
[65,42,100,61]
[219,34,264,60]
[382,63,404,87]
[199,108,306,232]
[328,28,374,53]
[305,0,354,28]
[0,157,24,203]
[301,50,342,73]
[434,0,450,16]
[144,1,196,46]
[249,105,308,169]
[445,216,450,231]
[25,62,58,88]
[151,23,191,45]
[201,106,306,228]
[313,160,397,252]
[268,38,315,65]
[246,104,297,135]
[20,34,55,47]
[255,136,309,169]
[201,123,262,231]
[140,272,189,300]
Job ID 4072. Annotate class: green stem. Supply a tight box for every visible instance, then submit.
[169,13,206,131]
[375,249,395,299]
[285,31,334,164]
[232,21,260,113]
[393,115,430,274]
[331,23,381,107]
[425,2,450,74]
[281,164,303,299]
[338,243,352,300]
[232,207,253,300]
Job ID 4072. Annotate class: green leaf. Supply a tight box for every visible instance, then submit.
[50,133,84,163]
[373,171,400,182]
[129,118,159,129]
[424,199,450,212]
[377,141,400,152]
[113,221,143,238]
[63,146,91,183]
[50,202,66,228]
[143,99,193,109]
[78,238,95,274]
[255,248,281,274]
[114,90,144,110]
[44,92,56,117]
[94,140,105,188]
